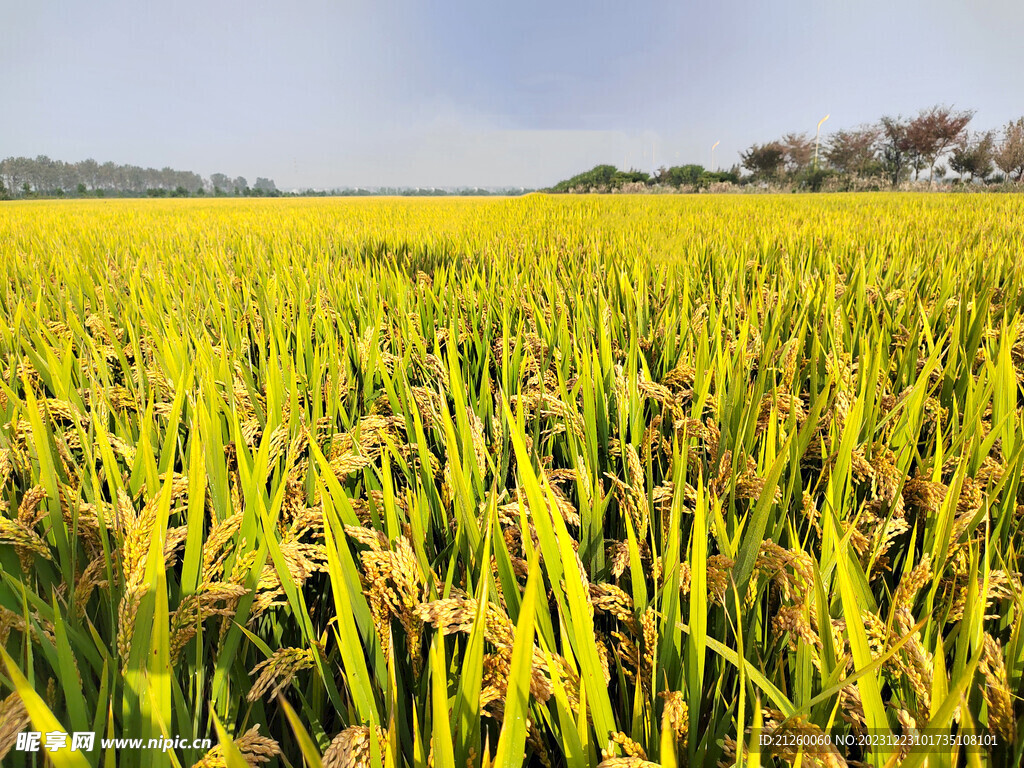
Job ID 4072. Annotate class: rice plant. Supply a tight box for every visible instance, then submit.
[0,194,1021,767]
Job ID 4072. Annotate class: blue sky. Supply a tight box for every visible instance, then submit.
[3,1,1022,188]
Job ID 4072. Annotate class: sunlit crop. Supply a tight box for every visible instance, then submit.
[0,194,1021,767]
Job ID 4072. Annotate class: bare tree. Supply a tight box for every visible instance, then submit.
[994,118,1024,182]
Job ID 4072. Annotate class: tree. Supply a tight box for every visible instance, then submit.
[904,120,928,180]
[550,165,652,192]
[780,133,814,175]
[949,131,995,183]
[78,158,99,191]
[97,161,117,192]
[210,173,231,195]
[825,126,880,177]
[740,142,785,181]
[233,176,248,195]
[32,155,56,194]
[905,105,973,185]
[705,167,740,185]
[0,157,271,198]
[878,116,913,187]
[994,118,1024,181]
[0,157,17,194]
[254,177,278,194]
[656,165,705,187]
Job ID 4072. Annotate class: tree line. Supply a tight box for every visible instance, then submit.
[551,106,1024,193]
[740,106,1024,189]
[0,156,280,199]
[550,164,739,192]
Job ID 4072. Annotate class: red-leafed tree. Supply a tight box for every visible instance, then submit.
[905,105,974,185]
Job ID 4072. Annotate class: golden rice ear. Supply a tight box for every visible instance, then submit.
[0,693,30,760]
[321,725,387,768]
[979,635,1015,743]
[246,647,316,703]
[193,724,282,767]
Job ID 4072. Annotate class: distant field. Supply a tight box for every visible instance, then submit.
[0,195,1022,767]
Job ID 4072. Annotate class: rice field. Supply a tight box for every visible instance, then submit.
[0,194,1022,767]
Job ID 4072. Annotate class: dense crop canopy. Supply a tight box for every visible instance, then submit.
[0,194,1022,766]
